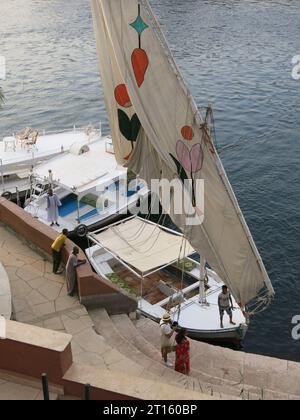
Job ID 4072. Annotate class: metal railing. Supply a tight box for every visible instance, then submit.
[41,373,92,400]
[0,123,103,195]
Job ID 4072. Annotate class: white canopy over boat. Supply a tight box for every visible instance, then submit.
[33,138,125,195]
[91,0,275,310]
[91,217,194,275]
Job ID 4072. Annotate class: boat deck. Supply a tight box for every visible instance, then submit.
[117,267,191,304]
[0,131,96,167]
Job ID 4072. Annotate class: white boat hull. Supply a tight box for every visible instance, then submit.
[24,138,150,236]
[138,306,247,344]
[86,228,249,346]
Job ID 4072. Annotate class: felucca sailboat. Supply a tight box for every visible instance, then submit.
[87,0,275,342]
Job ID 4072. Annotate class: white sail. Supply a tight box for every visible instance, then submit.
[91,0,274,307]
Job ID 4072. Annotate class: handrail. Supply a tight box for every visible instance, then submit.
[4,123,102,139]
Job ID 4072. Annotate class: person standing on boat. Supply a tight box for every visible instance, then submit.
[218,285,236,329]
[65,246,86,296]
[51,229,69,275]
[175,329,190,375]
[46,189,62,227]
[160,313,176,367]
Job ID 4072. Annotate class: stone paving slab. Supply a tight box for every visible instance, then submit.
[0,380,56,400]
[0,372,58,400]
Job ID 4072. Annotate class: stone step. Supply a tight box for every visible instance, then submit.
[132,316,254,394]
[89,308,238,400]
[70,317,157,382]
[110,314,162,363]
[63,363,218,400]
[90,308,181,381]
[133,316,300,400]
[112,313,255,400]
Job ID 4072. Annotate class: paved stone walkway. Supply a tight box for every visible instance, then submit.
[0,224,159,379]
[0,374,57,400]
[0,224,97,362]
[1,223,299,400]
[0,224,225,400]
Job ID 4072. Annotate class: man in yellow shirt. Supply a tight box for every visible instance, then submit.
[51,229,69,274]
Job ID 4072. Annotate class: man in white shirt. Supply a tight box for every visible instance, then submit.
[218,285,236,329]
[160,313,176,367]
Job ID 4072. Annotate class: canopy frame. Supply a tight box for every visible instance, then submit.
[88,216,196,279]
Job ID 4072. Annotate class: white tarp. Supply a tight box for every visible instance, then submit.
[34,139,125,194]
[91,0,274,306]
[93,218,194,274]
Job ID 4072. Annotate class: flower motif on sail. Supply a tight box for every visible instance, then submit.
[130,15,149,35]
[169,131,204,207]
[114,82,140,160]
[176,141,204,174]
[114,84,132,108]
[181,126,194,141]
[130,5,149,88]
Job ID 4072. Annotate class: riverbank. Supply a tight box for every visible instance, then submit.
[0,200,299,400]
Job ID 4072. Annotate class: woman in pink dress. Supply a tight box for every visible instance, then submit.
[175,329,190,375]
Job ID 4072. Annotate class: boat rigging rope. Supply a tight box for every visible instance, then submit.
[110,197,171,256]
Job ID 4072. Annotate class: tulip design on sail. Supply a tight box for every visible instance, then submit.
[114,84,132,108]
[115,5,149,161]
[115,83,141,160]
[130,5,149,87]
[170,126,204,207]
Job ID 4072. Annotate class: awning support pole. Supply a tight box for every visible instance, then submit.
[199,257,207,305]
[77,196,80,223]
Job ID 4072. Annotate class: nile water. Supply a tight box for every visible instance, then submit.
[0,0,300,362]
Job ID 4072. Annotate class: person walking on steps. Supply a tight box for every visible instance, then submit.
[218,285,236,329]
[175,328,190,375]
[160,313,176,367]
[51,229,69,274]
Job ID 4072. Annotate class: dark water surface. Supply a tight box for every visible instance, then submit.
[0,0,299,361]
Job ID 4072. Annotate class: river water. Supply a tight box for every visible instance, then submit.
[0,0,300,362]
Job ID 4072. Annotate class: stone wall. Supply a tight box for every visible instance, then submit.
[0,320,72,385]
[0,198,137,314]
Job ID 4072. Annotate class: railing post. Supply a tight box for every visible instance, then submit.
[16,187,20,207]
[84,383,91,401]
[42,373,50,401]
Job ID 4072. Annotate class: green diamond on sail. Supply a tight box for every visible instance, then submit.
[130,15,149,35]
